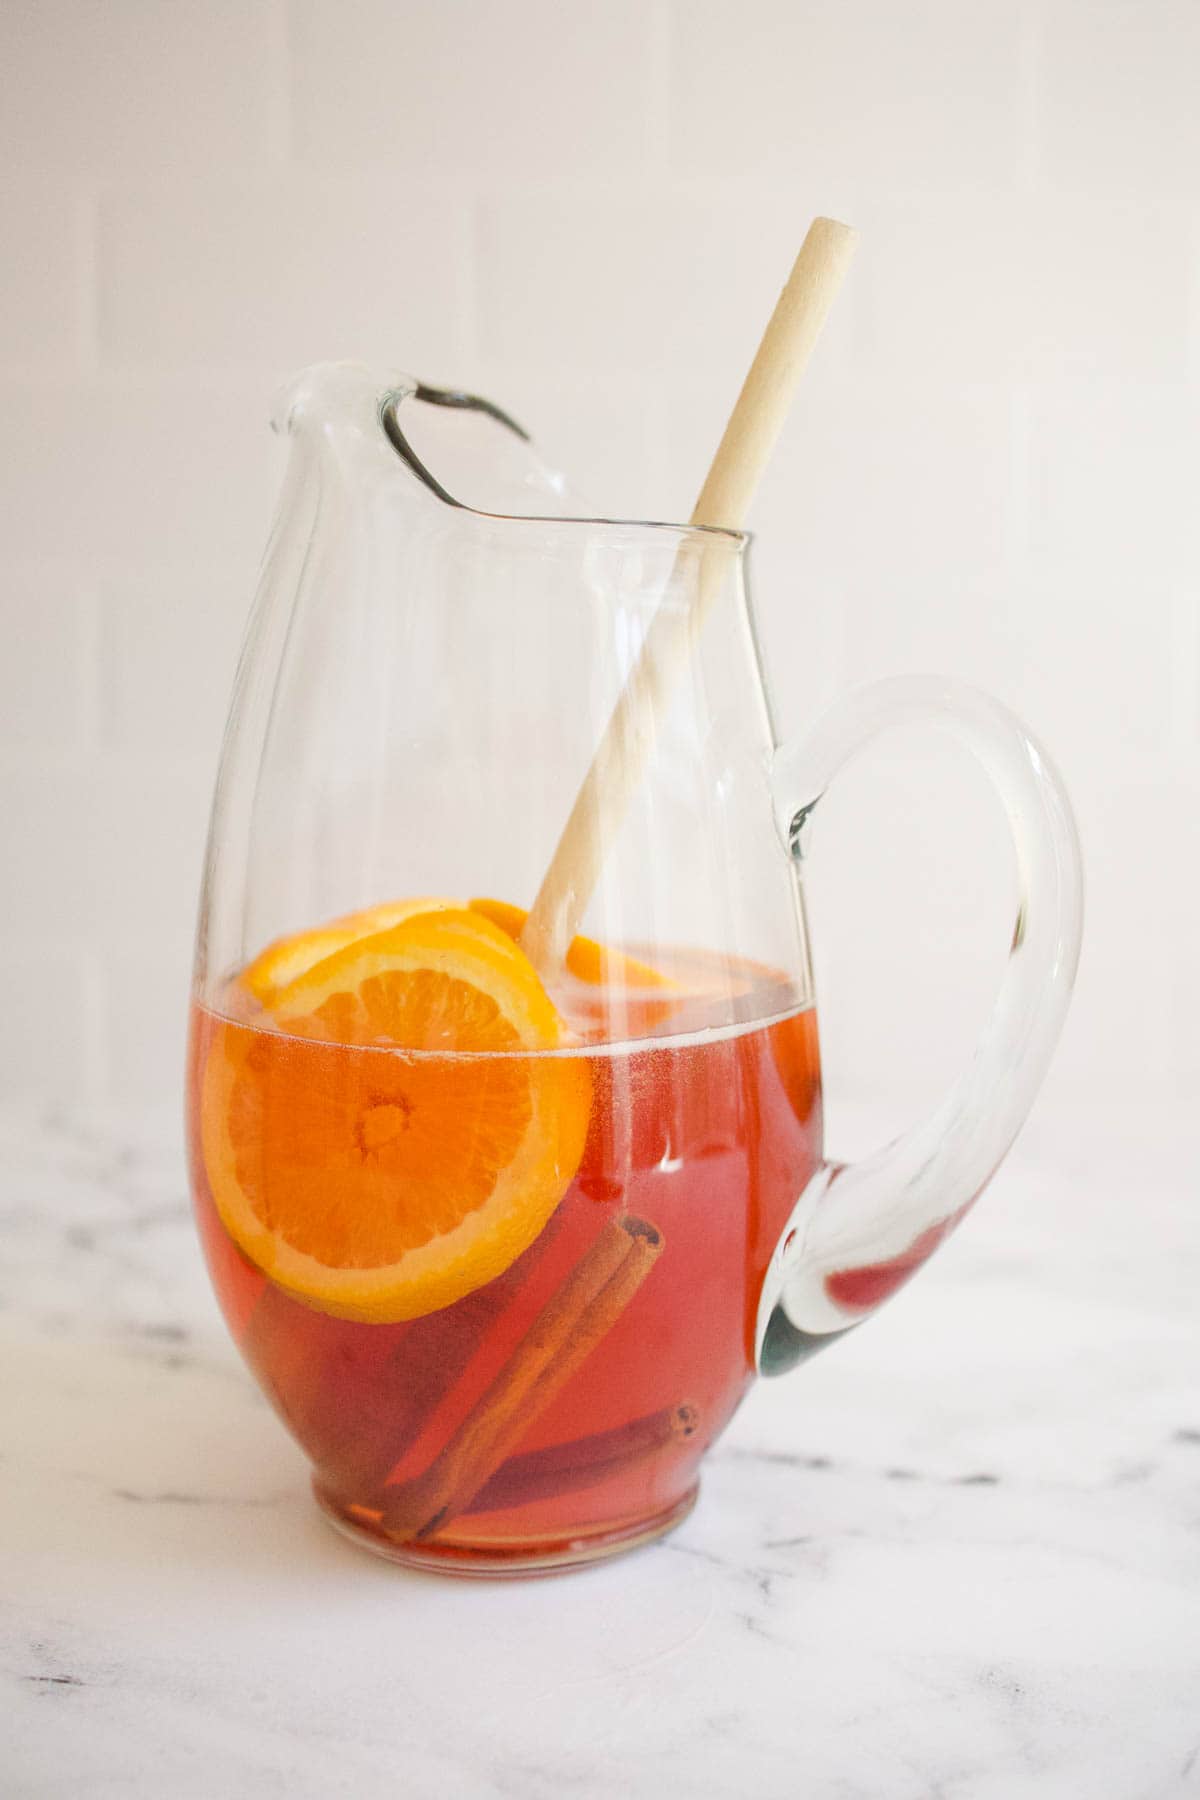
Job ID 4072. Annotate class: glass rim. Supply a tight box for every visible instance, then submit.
[379,382,751,547]
[452,509,752,546]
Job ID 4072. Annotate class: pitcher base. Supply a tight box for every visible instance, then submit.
[312,1477,699,1577]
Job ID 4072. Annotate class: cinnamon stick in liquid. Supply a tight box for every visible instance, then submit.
[380,1213,664,1540]
[240,1209,566,1500]
[466,1401,699,1516]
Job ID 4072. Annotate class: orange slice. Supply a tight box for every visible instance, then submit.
[241,896,459,1003]
[203,909,591,1323]
[468,897,676,992]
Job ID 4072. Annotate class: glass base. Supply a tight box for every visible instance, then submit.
[312,1476,699,1577]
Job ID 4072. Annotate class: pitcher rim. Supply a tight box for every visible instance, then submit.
[279,361,753,547]
[379,376,752,548]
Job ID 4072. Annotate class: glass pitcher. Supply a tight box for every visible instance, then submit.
[185,363,1082,1574]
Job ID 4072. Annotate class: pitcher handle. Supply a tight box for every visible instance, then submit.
[757,675,1083,1374]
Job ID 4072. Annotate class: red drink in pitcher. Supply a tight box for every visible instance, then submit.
[186,901,821,1572]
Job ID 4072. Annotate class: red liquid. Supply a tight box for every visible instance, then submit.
[186,958,822,1570]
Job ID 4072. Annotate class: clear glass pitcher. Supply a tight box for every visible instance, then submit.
[186,363,1082,1574]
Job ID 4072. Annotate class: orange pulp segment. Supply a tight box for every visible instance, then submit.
[203,909,591,1322]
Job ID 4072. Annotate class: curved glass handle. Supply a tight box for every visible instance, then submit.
[757,675,1083,1375]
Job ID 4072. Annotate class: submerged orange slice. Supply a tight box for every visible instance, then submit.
[240,896,460,1003]
[203,909,591,1322]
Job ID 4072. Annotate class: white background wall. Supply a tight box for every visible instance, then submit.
[1,0,1196,1139]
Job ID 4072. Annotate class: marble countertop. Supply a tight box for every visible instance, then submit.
[2,1100,1197,1798]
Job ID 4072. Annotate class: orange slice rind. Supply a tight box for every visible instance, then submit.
[240,896,460,1004]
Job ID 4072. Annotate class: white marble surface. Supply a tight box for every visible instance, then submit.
[2,1100,1197,1798]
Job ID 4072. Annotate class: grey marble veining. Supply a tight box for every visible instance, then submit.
[2,1102,1197,1798]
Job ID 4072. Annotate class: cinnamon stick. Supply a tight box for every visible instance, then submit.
[466,1402,699,1515]
[380,1214,664,1540]
[240,1209,565,1500]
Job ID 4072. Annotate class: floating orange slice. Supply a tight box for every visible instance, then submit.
[240,896,460,1004]
[203,909,591,1323]
[469,897,677,991]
